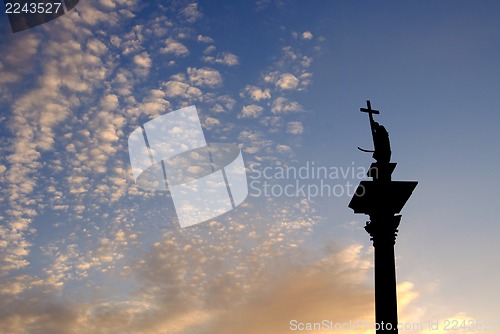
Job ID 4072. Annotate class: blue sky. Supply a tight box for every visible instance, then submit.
[1,1,500,333]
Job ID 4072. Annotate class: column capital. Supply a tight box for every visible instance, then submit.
[365,215,401,246]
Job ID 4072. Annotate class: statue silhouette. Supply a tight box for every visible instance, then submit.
[358,100,391,164]
[371,120,391,163]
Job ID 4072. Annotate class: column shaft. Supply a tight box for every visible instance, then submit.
[374,241,398,333]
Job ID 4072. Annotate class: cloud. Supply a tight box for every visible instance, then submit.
[203,116,221,129]
[161,38,189,56]
[301,56,313,67]
[0,276,31,296]
[0,3,374,334]
[298,71,313,88]
[138,89,171,116]
[87,39,108,55]
[0,0,154,284]
[275,73,299,90]
[239,105,264,118]
[100,0,116,9]
[0,35,39,86]
[260,116,282,132]
[287,121,304,134]
[180,3,202,23]
[163,80,202,100]
[0,238,429,334]
[76,1,119,26]
[0,192,321,332]
[241,85,271,101]
[272,97,303,114]
[202,52,239,66]
[203,45,216,54]
[187,67,222,87]
[302,31,314,40]
[276,144,292,154]
[208,246,373,334]
[197,35,214,43]
[100,94,119,110]
[0,31,111,275]
[211,95,236,113]
[133,51,152,68]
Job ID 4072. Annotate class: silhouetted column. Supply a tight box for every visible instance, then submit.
[349,101,418,334]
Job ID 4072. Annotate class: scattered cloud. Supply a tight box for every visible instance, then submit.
[99,0,116,9]
[287,121,304,134]
[0,239,432,334]
[133,51,152,68]
[302,31,314,40]
[203,116,221,129]
[0,2,392,334]
[275,73,299,90]
[239,104,264,118]
[272,97,303,114]
[203,45,216,54]
[202,52,239,66]
[197,35,214,43]
[276,144,292,153]
[163,80,202,100]
[180,3,203,23]
[161,38,189,56]
[187,67,222,87]
[241,85,272,101]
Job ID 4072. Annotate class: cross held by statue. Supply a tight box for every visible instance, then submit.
[360,100,379,116]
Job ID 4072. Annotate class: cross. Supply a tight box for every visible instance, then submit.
[358,100,380,151]
[360,100,379,116]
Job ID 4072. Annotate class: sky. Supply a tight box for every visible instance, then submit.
[1,1,500,333]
